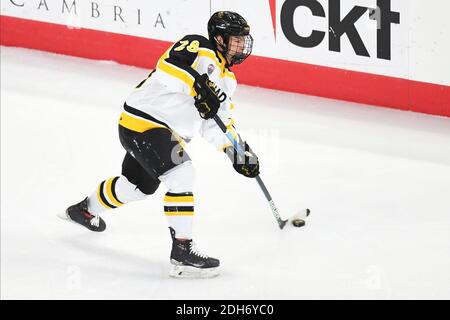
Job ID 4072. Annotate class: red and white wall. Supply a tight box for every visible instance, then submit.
[1,0,449,116]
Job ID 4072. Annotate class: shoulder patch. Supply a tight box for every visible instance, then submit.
[207,64,215,75]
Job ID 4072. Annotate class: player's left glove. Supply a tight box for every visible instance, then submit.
[193,74,221,120]
[225,142,260,178]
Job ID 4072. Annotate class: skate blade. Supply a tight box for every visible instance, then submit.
[169,265,220,279]
[57,211,79,227]
[57,211,105,232]
[57,211,71,221]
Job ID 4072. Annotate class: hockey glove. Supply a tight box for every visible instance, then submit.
[225,142,260,178]
[193,74,221,120]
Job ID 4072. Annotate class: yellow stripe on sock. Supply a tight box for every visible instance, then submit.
[164,195,194,203]
[106,178,123,207]
[97,183,111,209]
[164,211,194,216]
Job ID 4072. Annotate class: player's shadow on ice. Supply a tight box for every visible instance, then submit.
[58,235,167,279]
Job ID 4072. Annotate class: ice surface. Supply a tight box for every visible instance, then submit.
[1,46,450,299]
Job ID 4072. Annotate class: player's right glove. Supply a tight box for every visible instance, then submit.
[225,142,260,178]
[193,74,221,120]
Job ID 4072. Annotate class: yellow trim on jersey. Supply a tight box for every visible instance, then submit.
[119,112,187,150]
[217,51,237,80]
[106,178,123,207]
[155,45,235,98]
[192,58,200,70]
[226,123,238,141]
[158,60,196,96]
[230,102,235,110]
[197,48,219,67]
[221,143,233,152]
[157,49,196,97]
[164,211,195,216]
[197,49,236,80]
[164,195,194,203]
[119,112,165,133]
[97,184,111,209]
[214,119,237,151]
[226,72,236,80]
[227,118,236,126]
[226,71,236,80]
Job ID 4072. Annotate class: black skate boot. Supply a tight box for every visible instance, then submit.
[168,227,220,278]
[61,197,106,232]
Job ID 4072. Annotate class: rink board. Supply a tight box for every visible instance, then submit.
[1,0,449,116]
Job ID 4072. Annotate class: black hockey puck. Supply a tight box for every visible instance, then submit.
[292,219,305,227]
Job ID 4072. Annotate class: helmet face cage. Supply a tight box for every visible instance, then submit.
[225,34,253,65]
[208,11,253,66]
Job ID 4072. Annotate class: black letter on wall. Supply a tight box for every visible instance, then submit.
[370,0,400,60]
[281,0,326,48]
[329,0,369,57]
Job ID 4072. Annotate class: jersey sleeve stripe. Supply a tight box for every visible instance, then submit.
[158,60,197,96]
[156,49,198,96]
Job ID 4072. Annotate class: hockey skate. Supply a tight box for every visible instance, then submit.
[168,227,220,278]
[58,197,106,232]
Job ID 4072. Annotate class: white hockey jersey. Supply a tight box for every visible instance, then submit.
[120,34,240,151]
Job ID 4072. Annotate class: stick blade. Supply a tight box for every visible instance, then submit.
[278,219,288,229]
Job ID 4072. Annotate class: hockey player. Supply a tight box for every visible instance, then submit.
[61,11,259,278]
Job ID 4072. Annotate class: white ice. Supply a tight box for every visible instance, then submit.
[1,46,450,300]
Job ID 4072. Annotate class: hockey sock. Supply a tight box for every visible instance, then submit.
[164,192,194,240]
[87,176,147,214]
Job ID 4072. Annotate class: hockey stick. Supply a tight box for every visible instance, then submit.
[213,115,310,229]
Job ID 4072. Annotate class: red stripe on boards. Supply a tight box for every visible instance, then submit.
[1,15,449,117]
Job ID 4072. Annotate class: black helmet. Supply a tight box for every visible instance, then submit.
[207,11,253,66]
